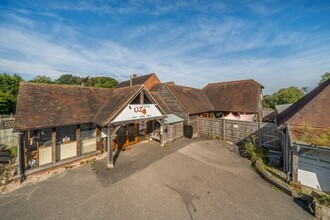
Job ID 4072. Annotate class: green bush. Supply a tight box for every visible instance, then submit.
[244,135,266,164]
[9,147,18,158]
[318,193,330,207]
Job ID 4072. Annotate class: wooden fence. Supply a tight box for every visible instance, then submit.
[0,117,18,147]
[197,117,282,151]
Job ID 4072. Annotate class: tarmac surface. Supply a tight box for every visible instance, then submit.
[0,136,313,219]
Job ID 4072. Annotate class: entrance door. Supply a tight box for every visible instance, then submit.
[128,123,136,142]
[114,123,139,149]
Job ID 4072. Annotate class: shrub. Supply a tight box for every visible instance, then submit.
[9,147,18,158]
[243,135,266,164]
[318,193,330,207]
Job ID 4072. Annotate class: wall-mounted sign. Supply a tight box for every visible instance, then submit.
[113,104,163,123]
[298,149,330,191]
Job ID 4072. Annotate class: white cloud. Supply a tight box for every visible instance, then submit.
[0,4,329,94]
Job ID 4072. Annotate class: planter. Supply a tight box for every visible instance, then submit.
[313,194,330,220]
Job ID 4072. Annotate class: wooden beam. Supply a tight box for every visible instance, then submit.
[96,126,101,152]
[140,90,144,104]
[52,128,56,163]
[76,125,81,156]
[107,126,114,168]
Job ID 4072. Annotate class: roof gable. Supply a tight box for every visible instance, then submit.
[203,79,262,113]
[116,73,160,90]
[93,85,142,126]
[277,79,330,128]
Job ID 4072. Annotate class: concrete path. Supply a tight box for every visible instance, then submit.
[0,137,313,220]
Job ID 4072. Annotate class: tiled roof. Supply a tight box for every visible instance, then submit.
[203,79,263,113]
[116,73,160,90]
[277,79,330,129]
[165,84,214,114]
[94,85,142,126]
[14,82,111,131]
[14,83,146,130]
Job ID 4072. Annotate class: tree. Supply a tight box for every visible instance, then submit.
[0,73,23,114]
[29,75,53,84]
[301,86,309,94]
[55,74,82,85]
[86,76,118,88]
[319,72,330,85]
[263,86,304,109]
[54,74,118,88]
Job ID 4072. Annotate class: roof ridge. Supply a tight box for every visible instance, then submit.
[166,83,202,91]
[277,79,330,126]
[205,79,255,86]
[20,81,113,90]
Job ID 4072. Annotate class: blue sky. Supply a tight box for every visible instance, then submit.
[0,0,329,94]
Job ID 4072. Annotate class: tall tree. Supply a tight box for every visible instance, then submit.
[263,86,304,109]
[29,75,53,84]
[55,74,82,85]
[0,73,23,114]
[319,72,330,85]
[86,76,118,88]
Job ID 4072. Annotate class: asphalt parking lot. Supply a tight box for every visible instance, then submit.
[0,136,313,219]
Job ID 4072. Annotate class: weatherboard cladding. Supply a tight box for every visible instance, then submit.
[277,78,330,129]
[165,84,214,115]
[156,84,189,120]
[203,79,262,113]
[149,91,171,114]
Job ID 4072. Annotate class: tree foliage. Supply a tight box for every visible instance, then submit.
[263,86,304,109]
[29,75,53,84]
[319,72,330,85]
[54,74,118,88]
[85,76,118,88]
[0,73,118,114]
[55,74,82,85]
[0,73,23,114]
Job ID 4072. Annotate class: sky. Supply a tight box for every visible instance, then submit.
[0,0,329,94]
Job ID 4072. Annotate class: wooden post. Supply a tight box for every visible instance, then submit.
[222,119,226,141]
[258,121,262,147]
[17,132,24,177]
[140,91,144,104]
[52,128,56,163]
[76,125,81,156]
[96,126,102,152]
[107,126,114,168]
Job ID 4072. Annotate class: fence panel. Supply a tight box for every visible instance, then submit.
[197,117,282,151]
[0,118,18,147]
